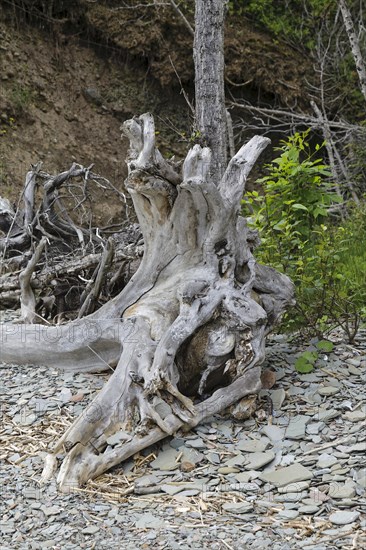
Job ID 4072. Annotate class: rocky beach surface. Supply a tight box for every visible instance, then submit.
[1,310,365,549]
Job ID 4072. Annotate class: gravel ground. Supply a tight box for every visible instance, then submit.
[0,310,365,550]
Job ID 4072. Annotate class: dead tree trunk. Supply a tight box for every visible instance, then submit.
[0,2,294,490]
[194,0,227,181]
[339,0,366,103]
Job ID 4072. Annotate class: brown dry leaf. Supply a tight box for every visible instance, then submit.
[261,369,276,389]
[70,392,84,402]
[230,395,257,420]
[180,461,195,473]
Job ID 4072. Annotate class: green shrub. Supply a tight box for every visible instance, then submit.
[243,130,366,341]
[227,0,336,47]
[346,125,366,194]
[10,83,33,114]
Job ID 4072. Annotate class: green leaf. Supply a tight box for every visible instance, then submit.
[317,169,332,177]
[295,356,314,373]
[314,207,328,218]
[292,203,308,211]
[301,350,318,362]
[316,340,334,352]
[273,220,287,231]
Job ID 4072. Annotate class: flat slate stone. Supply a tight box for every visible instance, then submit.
[224,453,247,467]
[316,453,338,468]
[237,439,269,453]
[329,511,360,525]
[305,488,328,505]
[41,505,62,517]
[235,472,254,483]
[0,523,16,534]
[222,501,253,514]
[347,442,366,453]
[306,422,324,435]
[270,389,286,410]
[150,448,179,471]
[135,513,165,529]
[329,482,356,499]
[169,437,185,449]
[244,451,275,471]
[259,463,313,487]
[347,365,362,375]
[261,425,285,443]
[315,409,339,422]
[160,484,185,496]
[181,447,203,465]
[285,415,311,439]
[154,399,172,419]
[299,373,319,382]
[82,526,99,535]
[277,510,299,520]
[134,474,159,489]
[277,481,310,493]
[298,505,319,514]
[287,385,306,396]
[275,491,307,502]
[106,430,131,446]
[206,452,220,464]
[218,466,240,474]
[13,412,37,426]
[344,410,366,422]
[185,437,206,449]
[345,358,361,367]
[215,423,233,438]
[355,472,366,488]
[317,386,340,396]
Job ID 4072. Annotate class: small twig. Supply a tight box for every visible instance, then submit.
[78,238,115,318]
[298,423,366,458]
[169,0,194,36]
[169,56,195,114]
[225,75,253,88]
[221,540,234,550]
[19,237,48,323]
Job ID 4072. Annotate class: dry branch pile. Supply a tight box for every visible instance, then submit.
[0,163,142,321]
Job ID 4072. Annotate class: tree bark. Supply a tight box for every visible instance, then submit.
[339,0,366,103]
[194,0,227,181]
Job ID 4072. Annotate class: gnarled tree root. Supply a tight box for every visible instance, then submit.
[1,113,294,490]
[44,366,262,491]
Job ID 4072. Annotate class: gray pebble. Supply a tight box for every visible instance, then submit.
[329,511,360,525]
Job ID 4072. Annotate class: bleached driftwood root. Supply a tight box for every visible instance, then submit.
[1,113,294,490]
[0,161,137,316]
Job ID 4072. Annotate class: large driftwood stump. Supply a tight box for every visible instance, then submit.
[0,113,294,490]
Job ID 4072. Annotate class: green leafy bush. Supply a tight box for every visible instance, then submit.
[227,0,336,47]
[346,125,366,194]
[243,130,366,341]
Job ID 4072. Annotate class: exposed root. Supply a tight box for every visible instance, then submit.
[3,113,294,489]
